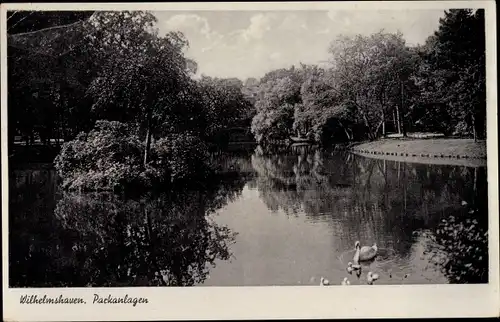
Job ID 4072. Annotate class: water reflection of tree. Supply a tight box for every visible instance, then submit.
[251,147,302,215]
[9,167,64,287]
[54,190,237,286]
[423,166,488,283]
[9,170,246,287]
[251,146,487,269]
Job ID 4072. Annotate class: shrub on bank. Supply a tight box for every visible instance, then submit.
[54,120,213,191]
[54,120,145,191]
[152,132,212,182]
[426,205,488,283]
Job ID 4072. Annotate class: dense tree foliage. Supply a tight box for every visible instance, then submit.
[83,12,199,165]
[328,32,421,139]
[54,121,146,191]
[251,31,432,145]
[415,9,486,140]
[198,76,254,139]
[7,11,94,34]
[8,13,96,148]
[9,11,254,190]
[250,9,486,145]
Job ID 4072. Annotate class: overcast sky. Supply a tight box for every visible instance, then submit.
[153,10,445,80]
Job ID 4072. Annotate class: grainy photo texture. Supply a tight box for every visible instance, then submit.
[6,8,488,288]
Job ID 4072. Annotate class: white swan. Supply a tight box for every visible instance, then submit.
[347,261,361,274]
[367,271,379,285]
[354,241,378,261]
[341,277,350,285]
[320,277,330,286]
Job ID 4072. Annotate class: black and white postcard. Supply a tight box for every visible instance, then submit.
[1,1,498,321]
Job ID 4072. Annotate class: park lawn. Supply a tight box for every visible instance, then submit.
[353,138,487,159]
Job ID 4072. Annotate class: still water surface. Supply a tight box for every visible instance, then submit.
[9,145,488,287]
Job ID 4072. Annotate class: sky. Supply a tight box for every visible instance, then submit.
[153,10,445,80]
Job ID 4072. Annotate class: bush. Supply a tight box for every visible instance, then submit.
[425,206,488,283]
[452,120,473,137]
[54,120,145,191]
[55,121,214,191]
[153,132,212,182]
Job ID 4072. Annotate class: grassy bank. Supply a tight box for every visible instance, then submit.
[352,138,487,167]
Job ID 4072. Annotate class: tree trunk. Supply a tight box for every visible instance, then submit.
[400,81,407,137]
[338,120,352,141]
[342,128,351,141]
[396,105,401,134]
[374,120,384,138]
[393,109,398,133]
[382,110,386,137]
[58,112,64,148]
[472,113,477,142]
[51,121,59,148]
[143,110,153,167]
[50,83,60,147]
[401,114,407,137]
[143,126,152,167]
[358,107,375,140]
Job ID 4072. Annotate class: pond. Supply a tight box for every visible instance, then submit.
[9,145,488,287]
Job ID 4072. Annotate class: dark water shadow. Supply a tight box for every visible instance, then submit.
[9,167,247,287]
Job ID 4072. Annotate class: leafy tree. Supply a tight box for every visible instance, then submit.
[298,66,356,142]
[83,11,196,166]
[416,9,486,140]
[242,77,260,104]
[425,208,488,283]
[251,67,305,144]
[327,32,420,140]
[7,12,96,147]
[197,76,253,140]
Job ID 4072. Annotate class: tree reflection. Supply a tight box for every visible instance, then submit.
[251,145,488,273]
[54,190,237,286]
[8,167,85,287]
[10,169,245,287]
[423,167,488,283]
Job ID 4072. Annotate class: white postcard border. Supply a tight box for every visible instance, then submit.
[1,1,498,321]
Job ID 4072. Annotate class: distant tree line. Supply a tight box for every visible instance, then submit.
[250,9,486,145]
